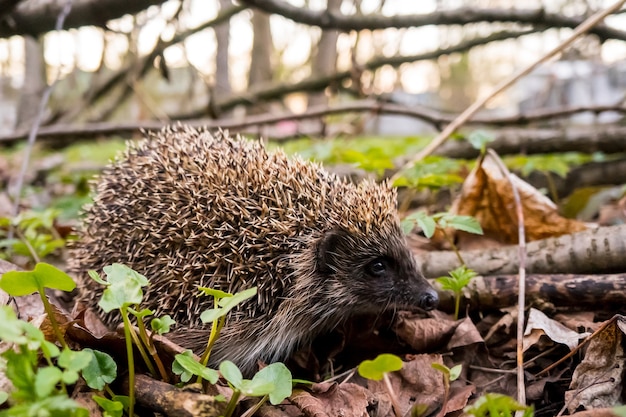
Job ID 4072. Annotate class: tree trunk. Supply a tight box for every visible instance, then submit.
[308,0,342,108]
[247,9,273,114]
[213,0,232,117]
[16,35,46,130]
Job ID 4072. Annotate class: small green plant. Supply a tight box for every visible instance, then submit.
[466,130,495,155]
[0,262,76,348]
[504,152,594,202]
[436,265,478,320]
[394,156,466,191]
[358,354,405,417]
[0,209,65,263]
[219,361,292,417]
[432,363,462,416]
[464,393,533,417]
[88,263,152,417]
[402,211,482,265]
[0,264,118,416]
[197,286,257,369]
[0,306,93,417]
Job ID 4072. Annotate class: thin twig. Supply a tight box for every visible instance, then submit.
[9,0,73,237]
[486,149,527,407]
[391,0,626,183]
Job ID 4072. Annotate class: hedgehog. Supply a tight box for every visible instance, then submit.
[68,125,438,376]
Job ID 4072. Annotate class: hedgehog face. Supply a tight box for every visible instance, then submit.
[316,228,438,314]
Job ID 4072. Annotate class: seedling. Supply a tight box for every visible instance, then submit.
[464,393,533,417]
[401,211,482,265]
[197,286,257,369]
[0,262,76,348]
[436,265,478,320]
[219,361,292,417]
[0,209,65,263]
[0,306,90,417]
[432,363,462,416]
[89,263,151,417]
[358,354,404,417]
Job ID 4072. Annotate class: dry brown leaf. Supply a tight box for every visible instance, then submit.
[395,313,483,352]
[451,152,587,245]
[523,308,590,352]
[565,315,626,413]
[290,382,374,417]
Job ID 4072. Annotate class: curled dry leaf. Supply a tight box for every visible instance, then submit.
[565,315,626,413]
[450,152,587,245]
[523,308,590,352]
[395,312,484,352]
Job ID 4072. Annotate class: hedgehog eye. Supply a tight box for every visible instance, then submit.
[366,258,387,277]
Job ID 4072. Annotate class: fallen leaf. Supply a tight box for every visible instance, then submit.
[565,315,626,413]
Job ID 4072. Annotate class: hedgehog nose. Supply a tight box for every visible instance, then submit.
[418,289,439,311]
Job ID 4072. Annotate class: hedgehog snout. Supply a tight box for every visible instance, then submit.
[417,287,439,311]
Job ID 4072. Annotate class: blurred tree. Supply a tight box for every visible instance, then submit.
[248,9,273,114]
[16,36,45,130]
[308,0,342,107]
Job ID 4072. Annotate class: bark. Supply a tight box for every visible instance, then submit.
[436,125,626,159]
[0,0,168,38]
[433,273,626,312]
[417,224,626,278]
[308,0,341,108]
[128,374,225,417]
[15,35,45,130]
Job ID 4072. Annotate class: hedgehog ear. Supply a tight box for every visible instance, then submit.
[316,229,347,275]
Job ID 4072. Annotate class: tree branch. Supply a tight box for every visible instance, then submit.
[239,0,626,41]
[176,28,540,119]
[0,0,168,38]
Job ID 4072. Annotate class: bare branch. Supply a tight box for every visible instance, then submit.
[0,0,168,38]
[177,28,540,119]
[240,0,626,41]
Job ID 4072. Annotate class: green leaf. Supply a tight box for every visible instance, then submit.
[431,363,450,375]
[34,366,63,398]
[436,266,477,293]
[3,348,37,398]
[357,354,403,381]
[449,364,462,381]
[198,287,232,299]
[151,315,176,335]
[201,287,257,324]
[443,215,483,235]
[253,363,292,405]
[0,391,7,405]
[402,211,436,238]
[88,270,109,286]
[467,130,495,153]
[93,396,125,417]
[219,360,243,389]
[98,264,149,312]
[0,306,29,345]
[465,393,533,417]
[81,349,117,390]
[172,351,219,384]
[58,348,92,373]
[0,263,76,296]
[128,307,153,320]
